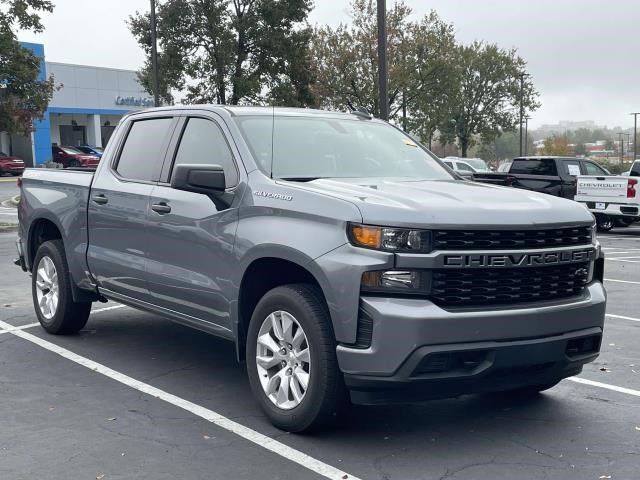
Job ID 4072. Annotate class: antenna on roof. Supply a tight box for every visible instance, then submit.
[347,102,373,120]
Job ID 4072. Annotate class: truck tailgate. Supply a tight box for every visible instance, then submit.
[575,175,633,202]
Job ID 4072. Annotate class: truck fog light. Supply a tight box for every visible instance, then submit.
[361,270,430,295]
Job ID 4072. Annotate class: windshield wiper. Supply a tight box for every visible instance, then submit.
[279,177,323,182]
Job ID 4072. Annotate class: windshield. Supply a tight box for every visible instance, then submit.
[60,146,83,155]
[235,115,453,181]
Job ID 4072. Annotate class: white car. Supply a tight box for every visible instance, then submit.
[443,158,478,174]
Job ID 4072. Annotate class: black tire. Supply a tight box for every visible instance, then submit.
[68,159,80,168]
[596,215,614,232]
[246,284,348,432]
[615,217,634,227]
[31,239,91,334]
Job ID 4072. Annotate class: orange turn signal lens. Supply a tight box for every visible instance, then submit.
[350,225,382,248]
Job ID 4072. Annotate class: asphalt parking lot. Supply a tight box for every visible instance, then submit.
[1,228,639,480]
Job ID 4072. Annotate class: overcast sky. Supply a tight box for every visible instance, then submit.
[19,0,640,129]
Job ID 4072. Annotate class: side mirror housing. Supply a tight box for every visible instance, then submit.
[171,164,226,194]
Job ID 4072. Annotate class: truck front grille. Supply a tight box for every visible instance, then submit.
[432,226,592,251]
[430,262,590,308]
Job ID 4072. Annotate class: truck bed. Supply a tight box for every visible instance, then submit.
[18,168,95,291]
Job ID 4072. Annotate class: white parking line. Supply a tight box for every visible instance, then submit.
[605,278,640,285]
[607,258,640,263]
[92,304,126,314]
[606,313,640,323]
[568,377,640,398]
[0,319,360,480]
[0,322,39,335]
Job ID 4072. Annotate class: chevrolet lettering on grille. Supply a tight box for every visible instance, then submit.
[442,249,594,268]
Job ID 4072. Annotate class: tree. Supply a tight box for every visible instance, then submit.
[0,0,57,136]
[477,129,535,164]
[311,0,458,130]
[129,0,316,106]
[540,135,571,156]
[441,42,539,157]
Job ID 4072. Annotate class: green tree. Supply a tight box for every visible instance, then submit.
[0,0,57,136]
[441,42,540,157]
[311,0,457,131]
[129,0,316,106]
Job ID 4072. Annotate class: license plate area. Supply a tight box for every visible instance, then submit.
[595,202,606,210]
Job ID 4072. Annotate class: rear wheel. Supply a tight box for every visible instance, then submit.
[32,240,91,334]
[246,284,347,432]
[596,215,614,232]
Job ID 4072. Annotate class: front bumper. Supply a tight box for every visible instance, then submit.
[337,281,606,404]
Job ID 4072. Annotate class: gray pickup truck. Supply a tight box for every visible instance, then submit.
[16,106,606,432]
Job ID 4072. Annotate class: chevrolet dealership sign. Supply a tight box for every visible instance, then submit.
[115,96,154,107]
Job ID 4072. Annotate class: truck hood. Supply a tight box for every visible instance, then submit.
[287,178,594,228]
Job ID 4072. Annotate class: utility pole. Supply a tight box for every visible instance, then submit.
[631,113,640,160]
[618,132,625,164]
[518,73,529,156]
[377,0,388,121]
[524,115,531,156]
[150,0,160,108]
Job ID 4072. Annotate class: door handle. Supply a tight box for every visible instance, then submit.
[92,194,108,205]
[151,202,171,214]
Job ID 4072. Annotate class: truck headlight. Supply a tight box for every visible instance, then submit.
[361,270,431,295]
[348,224,431,252]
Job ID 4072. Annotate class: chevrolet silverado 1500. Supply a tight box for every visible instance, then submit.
[16,106,606,432]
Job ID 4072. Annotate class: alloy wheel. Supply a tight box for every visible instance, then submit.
[255,310,311,410]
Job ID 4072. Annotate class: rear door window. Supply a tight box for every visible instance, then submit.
[583,161,607,176]
[510,158,558,176]
[116,118,174,182]
[560,160,581,177]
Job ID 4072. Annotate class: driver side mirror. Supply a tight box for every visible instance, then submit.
[171,164,226,194]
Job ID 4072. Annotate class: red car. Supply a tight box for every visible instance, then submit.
[52,146,100,168]
[0,151,25,176]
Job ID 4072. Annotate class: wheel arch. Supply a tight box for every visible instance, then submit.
[234,253,333,362]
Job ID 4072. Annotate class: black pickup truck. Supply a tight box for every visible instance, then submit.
[473,156,609,199]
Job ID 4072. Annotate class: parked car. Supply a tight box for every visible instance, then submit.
[0,151,25,176]
[474,156,610,199]
[443,158,478,175]
[52,146,100,168]
[497,162,512,172]
[574,160,640,231]
[75,145,104,158]
[16,106,606,432]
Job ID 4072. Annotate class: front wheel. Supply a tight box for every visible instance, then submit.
[246,284,347,432]
[32,240,91,334]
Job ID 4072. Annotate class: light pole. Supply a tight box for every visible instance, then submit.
[377,0,388,121]
[631,113,640,160]
[150,0,160,108]
[524,115,531,156]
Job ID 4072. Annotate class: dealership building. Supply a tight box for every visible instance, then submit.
[0,42,153,167]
